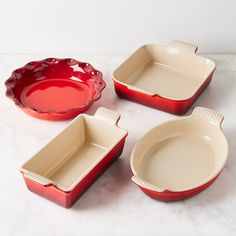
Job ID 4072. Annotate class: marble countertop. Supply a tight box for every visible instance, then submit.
[0,54,236,236]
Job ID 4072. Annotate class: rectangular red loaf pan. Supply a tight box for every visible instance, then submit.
[20,107,128,208]
[112,41,216,115]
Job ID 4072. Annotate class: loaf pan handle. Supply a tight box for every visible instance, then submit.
[95,107,120,125]
[24,171,54,186]
[191,107,224,126]
[172,40,198,53]
[132,175,165,192]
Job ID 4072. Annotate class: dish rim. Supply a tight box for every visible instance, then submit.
[112,43,216,101]
[130,107,229,193]
[20,107,128,192]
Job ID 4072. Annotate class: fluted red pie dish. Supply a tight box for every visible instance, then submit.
[5,58,105,120]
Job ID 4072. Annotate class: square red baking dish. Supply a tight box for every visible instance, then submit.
[112,41,216,115]
[20,107,128,208]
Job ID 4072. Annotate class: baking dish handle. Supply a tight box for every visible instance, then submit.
[172,40,198,53]
[191,107,224,127]
[23,171,55,186]
[132,176,165,192]
[94,107,120,125]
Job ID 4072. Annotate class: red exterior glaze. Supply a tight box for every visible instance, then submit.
[21,105,89,121]
[5,58,105,121]
[133,174,220,201]
[22,137,127,208]
[113,73,213,115]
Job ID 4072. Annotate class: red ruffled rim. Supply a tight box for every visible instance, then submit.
[5,58,106,116]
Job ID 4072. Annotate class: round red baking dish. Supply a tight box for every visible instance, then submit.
[5,58,105,120]
[130,107,229,201]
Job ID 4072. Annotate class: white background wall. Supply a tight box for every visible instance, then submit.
[0,0,235,54]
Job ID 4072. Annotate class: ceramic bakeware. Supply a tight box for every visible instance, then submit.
[5,58,105,120]
[20,107,128,208]
[131,107,228,201]
[112,41,216,115]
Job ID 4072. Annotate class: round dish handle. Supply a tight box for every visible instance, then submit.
[172,40,198,53]
[191,107,224,126]
[132,176,165,192]
[94,107,120,125]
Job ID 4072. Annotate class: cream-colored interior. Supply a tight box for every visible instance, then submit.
[21,111,127,192]
[113,44,216,100]
[131,114,228,192]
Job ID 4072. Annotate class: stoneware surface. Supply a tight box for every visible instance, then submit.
[0,54,236,236]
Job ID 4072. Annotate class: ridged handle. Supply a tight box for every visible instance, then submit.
[24,171,54,186]
[172,40,198,53]
[191,107,224,126]
[132,176,165,192]
[95,107,120,125]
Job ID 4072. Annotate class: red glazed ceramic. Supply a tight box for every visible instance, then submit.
[20,108,128,208]
[112,41,216,115]
[5,58,105,120]
[131,107,229,201]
